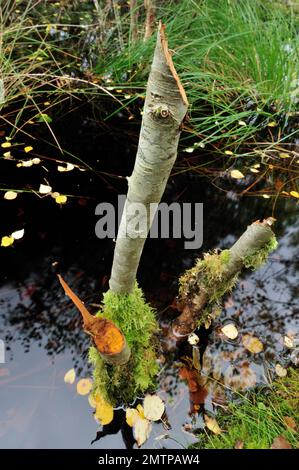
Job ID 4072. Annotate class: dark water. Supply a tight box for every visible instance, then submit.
[0,110,298,449]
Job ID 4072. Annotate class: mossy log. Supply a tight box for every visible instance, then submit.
[171,218,278,338]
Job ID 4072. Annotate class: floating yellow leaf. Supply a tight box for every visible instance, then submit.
[268,121,277,127]
[64,368,76,384]
[94,395,114,425]
[290,191,299,199]
[143,395,165,422]
[230,169,245,179]
[32,158,41,164]
[242,334,263,353]
[204,415,222,435]
[21,160,33,167]
[184,147,194,153]
[39,184,52,194]
[126,408,140,427]
[57,163,74,172]
[11,229,24,240]
[55,195,67,204]
[136,404,145,419]
[3,151,12,159]
[1,236,14,247]
[284,335,294,348]
[262,194,271,199]
[1,142,11,148]
[24,146,33,153]
[275,364,287,378]
[279,153,290,159]
[221,323,238,340]
[250,168,259,173]
[76,378,92,396]
[4,191,18,200]
[225,150,234,155]
[133,416,152,447]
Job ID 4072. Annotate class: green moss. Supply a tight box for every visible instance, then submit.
[88,283,159,406]
[192,369,299,449]
[243,236,278,270]
[179,249,238,327]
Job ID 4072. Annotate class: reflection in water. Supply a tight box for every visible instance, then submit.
[0,177,298,448]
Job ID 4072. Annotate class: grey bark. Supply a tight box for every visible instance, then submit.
[109,22,188,294]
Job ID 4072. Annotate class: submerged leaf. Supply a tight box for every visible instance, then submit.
[77,378,92,396]
[143,395,165,422]
[242,334,263,353]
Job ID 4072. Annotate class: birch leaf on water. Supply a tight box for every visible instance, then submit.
[11,229,24,240]
[221,323,238,340]
[143,395,165,421]
[64,368,76,384]
[4,191,18,200]
[93,395,114,426]
[1,236,14,247]
[242,334,263,353]
[39,184,52,194]
[76,378,92,396]
[133,417,152,447]
[275,364,287,378]
[230,169,245,179]
[284,335,294,348]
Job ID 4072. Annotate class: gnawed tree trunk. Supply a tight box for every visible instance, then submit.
[58,275,131,365]
[171,218,277,339]
[109,21,188,294]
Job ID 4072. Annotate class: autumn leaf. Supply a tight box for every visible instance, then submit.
[11,229,24,240]
[4,191,18,200]
[24,146,33,153]
[204,414,221,435]
[234,440,244,449]
[57,163,75,172]
[270,435,292,449]
[133,416,152,447]
[242,334,263,353]
[1,236,14,247]
[284,336,294,348]
[94,395,114,426]
[221,323,238,340]
[230,169,245,179]
[1,142,11,148]
[143,395,165,422]
[275,364,287,378]
[290,191,299,199]
[39,184,52,194]
[64,368,76,384]
[126,408,140,427]
[283,416,297,432]
[76,378,92,396]
[55,195,67,204]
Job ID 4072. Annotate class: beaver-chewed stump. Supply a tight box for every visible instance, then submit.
[170,218,278,341]
[58,274,131,365]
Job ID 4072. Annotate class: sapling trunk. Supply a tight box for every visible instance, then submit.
[109,21,188,294]
[171,218,277,338]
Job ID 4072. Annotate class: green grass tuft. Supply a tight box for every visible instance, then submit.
[193,368,299,449]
